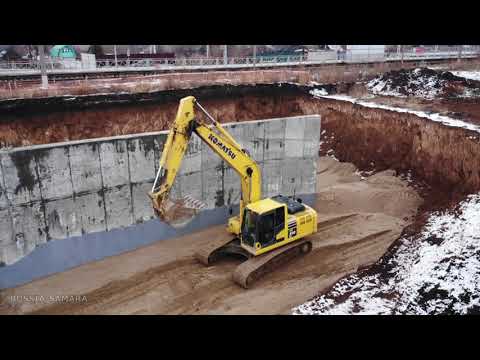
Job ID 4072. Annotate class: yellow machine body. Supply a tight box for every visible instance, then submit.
[240,198,317,256]
[149,96,317,258]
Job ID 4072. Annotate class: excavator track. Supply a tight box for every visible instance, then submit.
[194,237,247,265]
[194,214,359,287]
[232,239,312,289]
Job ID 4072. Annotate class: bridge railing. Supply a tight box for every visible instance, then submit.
[0,48,479,74]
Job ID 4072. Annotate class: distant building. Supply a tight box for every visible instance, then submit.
[50,45,81,69]
[50,45,77,59]
[345,45,385,62]
[0,46,23,61]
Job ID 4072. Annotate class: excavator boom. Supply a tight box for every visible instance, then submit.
[149,96,261,232]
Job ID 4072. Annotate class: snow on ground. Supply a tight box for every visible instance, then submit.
[310,88,329,96]
[310,91,480,135]
[368,68,443,99]
[293,194,480,315]
[366,68,480,99]
[451,71,480,82]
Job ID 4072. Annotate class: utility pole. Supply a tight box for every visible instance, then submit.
[223,45,228,64]
[114,45,118,67]
[206,45,210,58]
[253,45,257,68]
[458,45,463,62]
[400,45,404,65]
[38,45,48,89]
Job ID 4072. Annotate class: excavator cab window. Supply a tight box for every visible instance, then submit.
[258,206,285,247]
[258,213,275,247]
[241,209,258,248]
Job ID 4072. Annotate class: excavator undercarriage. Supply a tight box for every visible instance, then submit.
[195,236,312,288]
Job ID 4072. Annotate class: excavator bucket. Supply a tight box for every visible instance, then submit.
[155,195,207,228]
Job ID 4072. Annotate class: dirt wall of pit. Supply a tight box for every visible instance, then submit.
[0,84,313,147]
[0,115,320,289]
[316,99,480,197]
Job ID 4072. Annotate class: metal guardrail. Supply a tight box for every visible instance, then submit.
[0,51,479,76]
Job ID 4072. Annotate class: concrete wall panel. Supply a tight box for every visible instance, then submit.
[128,137,156,183]
[104,186,132,231]
[74,192,106,234]
[179,135,202,176]
[0,115,321,272]
[0,209,13,247]
[45,197,79,240]
[223,166,242,207]
[179,172,203,201]
[201,164,224,209]
[9,202,46,263]
[1,150,41,205]
[0,163,8,209]
[132,182,155,224]
[261,160,283,198]
[99,140,129,188]
[36,147,72,200]
[263,118,286,161]
[238,121,265,161]
[69,143,102,194]
[303,116,322,159]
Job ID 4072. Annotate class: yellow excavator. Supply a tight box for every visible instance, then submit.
[149,96,317,288]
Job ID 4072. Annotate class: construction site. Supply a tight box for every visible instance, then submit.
[0,45,479,315]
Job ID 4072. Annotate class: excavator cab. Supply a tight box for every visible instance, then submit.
[240,199,287,256]
[240,196,317,257]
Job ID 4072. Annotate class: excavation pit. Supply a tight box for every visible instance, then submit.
[1,72,479,314]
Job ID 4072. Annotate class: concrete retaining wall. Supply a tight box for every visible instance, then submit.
[0,115,320,289]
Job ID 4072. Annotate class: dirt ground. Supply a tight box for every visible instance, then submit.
[0,156,422,315]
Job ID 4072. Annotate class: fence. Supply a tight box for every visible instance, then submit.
[0,46,479,75]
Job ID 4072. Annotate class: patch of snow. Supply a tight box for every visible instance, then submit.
[326,149,338,161]
[367,68,445,99]
[310,88,329,96]
[367,68,480,100]
[311,93,480,134]
[451,71,480,82]
[293,193,480,315]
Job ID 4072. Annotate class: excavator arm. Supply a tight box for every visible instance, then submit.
[149,96,261,233]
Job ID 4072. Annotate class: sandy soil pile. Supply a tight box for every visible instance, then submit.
[0,157,422,315]
[367,67,480,99]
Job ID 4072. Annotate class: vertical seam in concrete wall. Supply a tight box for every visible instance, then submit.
[262,120,266,163]
[0,154,14,246]
[66,145,75,238]
[33,151,49,241]
[96,145,109,231]
[125,141,135,221]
